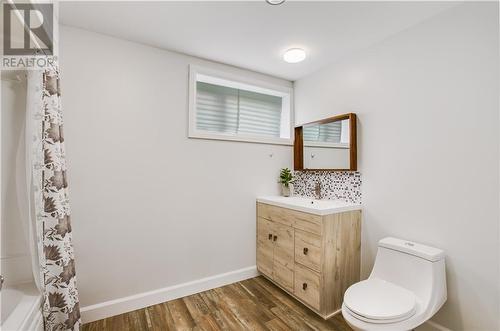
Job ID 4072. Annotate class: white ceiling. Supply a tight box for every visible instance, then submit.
[59,1,458,81]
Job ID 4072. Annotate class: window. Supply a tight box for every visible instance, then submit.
[189,65,293,145]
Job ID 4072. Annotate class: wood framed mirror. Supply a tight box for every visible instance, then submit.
[294,113,357,171]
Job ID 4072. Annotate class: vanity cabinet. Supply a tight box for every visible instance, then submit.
[256,201,361,319]
[257,217,295,291]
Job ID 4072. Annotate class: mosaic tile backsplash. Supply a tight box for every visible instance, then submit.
[292,171,362,204]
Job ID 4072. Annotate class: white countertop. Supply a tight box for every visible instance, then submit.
[257,196,362,216]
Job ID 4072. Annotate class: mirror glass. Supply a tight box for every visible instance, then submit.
[302,119,350,169]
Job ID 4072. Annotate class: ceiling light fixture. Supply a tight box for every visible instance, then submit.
[266,0,285,5]
[283,48,306,63]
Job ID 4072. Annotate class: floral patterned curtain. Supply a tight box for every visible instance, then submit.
[30,68,81,330]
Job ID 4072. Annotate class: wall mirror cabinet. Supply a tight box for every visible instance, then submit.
[294,113,357,171]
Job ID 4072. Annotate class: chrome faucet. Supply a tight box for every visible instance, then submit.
[0,275,4,291]
[314,181,322,199]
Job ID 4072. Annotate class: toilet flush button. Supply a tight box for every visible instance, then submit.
[405,242,415,247]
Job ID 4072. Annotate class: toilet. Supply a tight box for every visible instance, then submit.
[341,237,447,331]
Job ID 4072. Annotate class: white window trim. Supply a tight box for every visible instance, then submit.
[188,65,294,146]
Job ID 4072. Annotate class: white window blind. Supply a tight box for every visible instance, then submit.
[196,82,239,134]
[303,121,342,143]
[196,82,283,138]
[189,65,293,145]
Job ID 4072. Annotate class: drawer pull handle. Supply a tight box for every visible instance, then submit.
[302,283,307,290]
[273,235,277,241]
[303,247,308,255]
[268,234,273,240]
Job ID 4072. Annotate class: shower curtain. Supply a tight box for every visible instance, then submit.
[27,68,81,331]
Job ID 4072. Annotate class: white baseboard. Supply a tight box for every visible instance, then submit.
[417,319,452,331]
[80,265,258,323]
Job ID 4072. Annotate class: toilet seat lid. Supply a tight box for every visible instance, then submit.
[344,278,416,322]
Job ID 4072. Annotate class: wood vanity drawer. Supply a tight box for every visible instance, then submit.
[293,218,322,236]
[295,230,322,272]
[257,203,322,234]
[294,263,321,311]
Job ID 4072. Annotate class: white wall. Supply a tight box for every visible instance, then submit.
[59,26,293,311]
[1,75,33,286]
[295,3,499,330]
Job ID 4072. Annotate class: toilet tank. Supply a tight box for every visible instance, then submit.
[370,237,446,306]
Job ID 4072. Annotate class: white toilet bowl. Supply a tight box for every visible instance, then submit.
[341,237,447,331]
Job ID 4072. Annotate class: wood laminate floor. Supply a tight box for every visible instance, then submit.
[82,276,353,331]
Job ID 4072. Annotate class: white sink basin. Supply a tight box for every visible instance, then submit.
[257,196,362,216]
